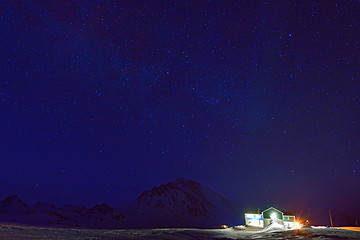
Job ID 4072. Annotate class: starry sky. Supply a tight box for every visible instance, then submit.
[0,1,359,224]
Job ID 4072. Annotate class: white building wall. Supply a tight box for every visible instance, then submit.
[245,213,263,227]
[283,215,296,228]
[284,221,295,228]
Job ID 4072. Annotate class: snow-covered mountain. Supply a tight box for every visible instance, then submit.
[0,178,238,229]
[123,178,238,228]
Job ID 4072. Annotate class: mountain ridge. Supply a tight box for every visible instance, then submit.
[0,178,239,229]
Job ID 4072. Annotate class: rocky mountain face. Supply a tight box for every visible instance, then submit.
[125,178,238,228]
[0,195,30,213]
[0,178,238,229]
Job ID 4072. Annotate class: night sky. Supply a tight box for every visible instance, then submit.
[1,1,359,224]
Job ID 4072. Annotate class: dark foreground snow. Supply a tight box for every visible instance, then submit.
[1,223,360,240]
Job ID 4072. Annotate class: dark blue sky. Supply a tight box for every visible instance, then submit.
[0,1,359,224]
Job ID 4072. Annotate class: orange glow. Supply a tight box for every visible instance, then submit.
[334,227,360,232]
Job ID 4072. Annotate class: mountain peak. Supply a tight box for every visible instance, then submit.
[1,195,27,206]
[3,195,21,201]
[86,203,114,215]
[169,177,189,185]
[0,195,29,212]
[166,178,203,192]
[131,178,237,228]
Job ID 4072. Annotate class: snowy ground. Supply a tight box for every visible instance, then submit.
[1,223,360,239]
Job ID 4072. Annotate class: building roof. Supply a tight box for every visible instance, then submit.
[261,207,283,214]
[245,207,295,216]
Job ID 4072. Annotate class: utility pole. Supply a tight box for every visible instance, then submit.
[329,210,333,228]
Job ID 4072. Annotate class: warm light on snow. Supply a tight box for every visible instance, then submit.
[293,222,302,229]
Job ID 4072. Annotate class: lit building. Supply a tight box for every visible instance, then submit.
[283,211,296,228]
[245,207,296,228]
